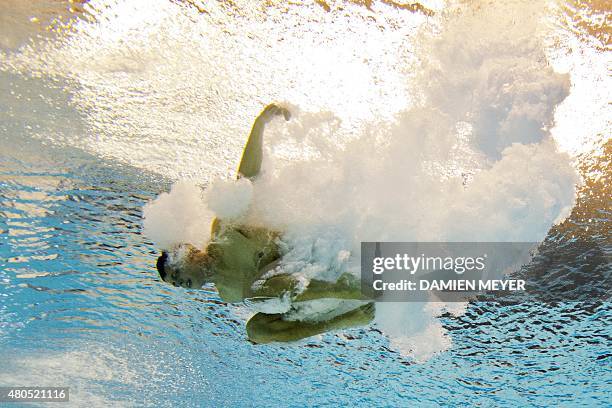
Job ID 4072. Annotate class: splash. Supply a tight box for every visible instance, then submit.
[0,0,592,361]
[247,3,580,244]
[205,177,254,220]
[141,1,581,360]
[142,181,213,250]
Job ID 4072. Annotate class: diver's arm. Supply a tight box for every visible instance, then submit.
[237,104,290,179]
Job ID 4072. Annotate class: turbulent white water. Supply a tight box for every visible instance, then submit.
[142,0,582,361]
[2,0,608,361]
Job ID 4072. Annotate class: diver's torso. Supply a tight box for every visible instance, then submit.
[208,222,280,302]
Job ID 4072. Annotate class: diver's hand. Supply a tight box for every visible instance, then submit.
[258,103,291,124]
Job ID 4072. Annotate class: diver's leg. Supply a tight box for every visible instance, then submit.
[246,303,375,344]
[250,272,368,302]
[294,273,368,302]
[237,104,291,179]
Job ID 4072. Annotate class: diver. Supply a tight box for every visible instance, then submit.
[155,104,374,344]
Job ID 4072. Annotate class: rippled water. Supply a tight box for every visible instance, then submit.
[0,0,610,406]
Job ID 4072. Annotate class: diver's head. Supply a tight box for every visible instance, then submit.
[156,243,214,289]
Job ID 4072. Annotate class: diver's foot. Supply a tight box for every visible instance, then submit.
[345,302,375,326]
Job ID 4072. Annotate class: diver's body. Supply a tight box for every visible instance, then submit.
[156,104,374,343]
